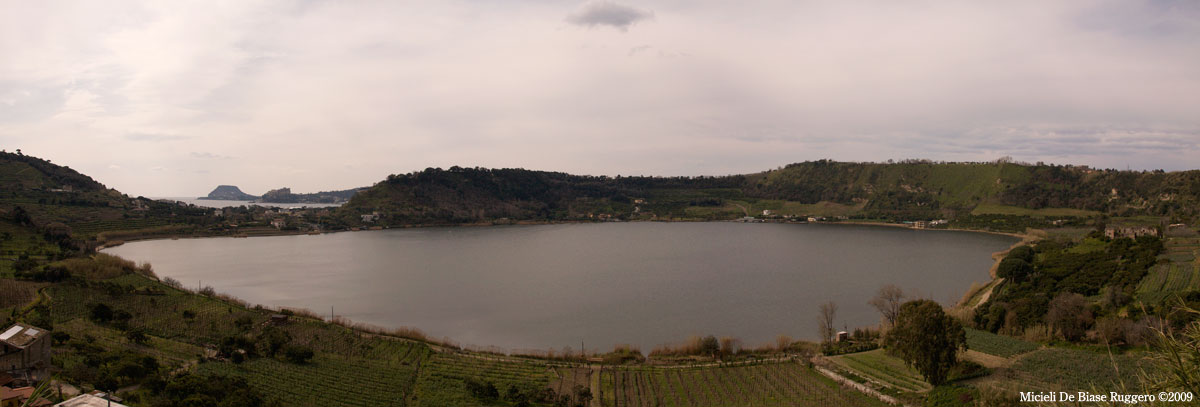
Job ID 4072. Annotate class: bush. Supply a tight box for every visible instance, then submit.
[282,344,314,364]
[820,341,880,356]
[89,303,113,322]
[465,378,499,402]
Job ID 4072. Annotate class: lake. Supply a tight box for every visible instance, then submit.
[104,222,1016,353]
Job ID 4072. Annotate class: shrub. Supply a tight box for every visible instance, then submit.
[282,344,314,364]
[465,378,499,402]
[89,303,113,322]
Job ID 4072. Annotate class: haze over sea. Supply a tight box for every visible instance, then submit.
[106,222,1015,353]
[152,197,342,209]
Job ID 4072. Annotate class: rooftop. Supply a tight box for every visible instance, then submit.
[55,393,131,407]
[0,324,48,349]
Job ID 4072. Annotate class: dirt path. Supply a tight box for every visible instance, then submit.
[962,350,1013,369]
[589,365,602,407]
[731,202,750,216]
[811,364,906,406]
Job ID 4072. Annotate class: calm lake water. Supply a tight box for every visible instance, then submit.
[105,222,1015,353]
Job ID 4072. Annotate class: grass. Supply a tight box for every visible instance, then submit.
[964,328,1039,358]
[600,362,890,407]
[1066,237,1108,254]
[829,349,931,392]
[970,203,1099,218]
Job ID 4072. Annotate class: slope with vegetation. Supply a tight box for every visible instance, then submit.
[336,159,1200,229]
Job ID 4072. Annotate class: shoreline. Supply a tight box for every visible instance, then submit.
[99,216,1031,249]
[96,218,1036,355]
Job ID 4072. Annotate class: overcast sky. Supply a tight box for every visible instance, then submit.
[2,1,1198,196]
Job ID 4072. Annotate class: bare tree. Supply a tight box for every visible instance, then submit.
[719,337,742,357]
[1046,292,1092,341]
[818,301,838,343]
[869,284,906,328]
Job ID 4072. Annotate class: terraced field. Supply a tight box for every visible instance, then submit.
[1006,348,1155,392]
[1137,237,1200,302]
[199,352,423,407]
[551,366,594,399]
[599,362,889,407]
[964,328,1039,358]
[411,352,556,406]
[828,350,930,393]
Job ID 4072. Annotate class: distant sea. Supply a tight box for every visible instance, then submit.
[151,197,343,209]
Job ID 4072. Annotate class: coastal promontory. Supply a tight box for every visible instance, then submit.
[200,185,259,200]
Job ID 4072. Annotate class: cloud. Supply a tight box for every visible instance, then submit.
[126,132,189,142]
[566,1,653,31]
[189,152,232,160]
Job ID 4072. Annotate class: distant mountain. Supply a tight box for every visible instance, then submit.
[258,186,365,204]
[200,185,259,201]
[335,161,1200,227]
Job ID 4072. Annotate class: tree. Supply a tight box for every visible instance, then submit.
[698,335,720,357]
[884,299,967,386]
[89,303,113,323]
[256,326,292,357]
[996,257,1033,283]
[719,337,741,357]
[1046,292,1092,341]
[818,301,838,344]
[1007,245,1035,263]
[868,284,905,327]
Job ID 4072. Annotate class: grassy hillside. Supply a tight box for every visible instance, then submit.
[339,159,1200,227]
[0,152,213,249]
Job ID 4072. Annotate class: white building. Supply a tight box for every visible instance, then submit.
[56,393,131,407]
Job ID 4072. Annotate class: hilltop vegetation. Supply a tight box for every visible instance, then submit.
[0,151,212,248]
[337,159,1200,228]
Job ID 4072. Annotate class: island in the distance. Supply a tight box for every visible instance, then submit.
[200,184,365,204]
[199,184,258,200]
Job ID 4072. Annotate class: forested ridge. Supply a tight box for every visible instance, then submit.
[339,160,1200,226]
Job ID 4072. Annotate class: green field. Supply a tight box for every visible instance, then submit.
[600,362,889,407]
[1065,237,1108,254]
[828,349,931,393]
[964,328,1039,358]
